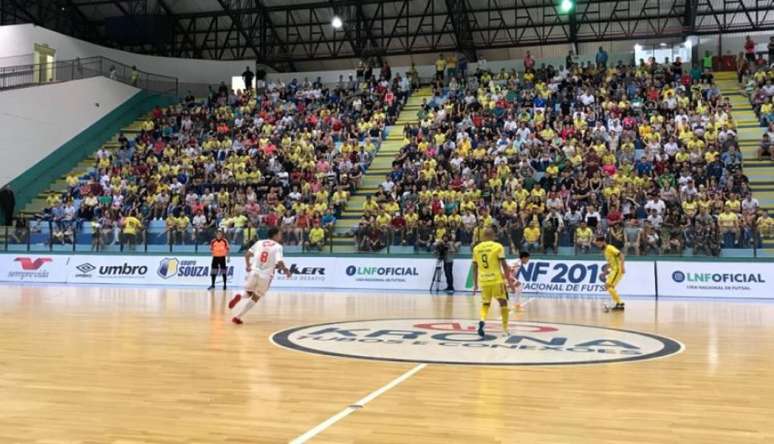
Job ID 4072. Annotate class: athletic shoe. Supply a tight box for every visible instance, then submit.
[231,317,243,325]
[228,293,242,309]
[503,330,510,338]
[611,303,625,311]
[207,285,215,290]
[222,284,227,290]
[477,321,485,337]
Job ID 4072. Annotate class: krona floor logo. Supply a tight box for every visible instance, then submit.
[272,319,683,366]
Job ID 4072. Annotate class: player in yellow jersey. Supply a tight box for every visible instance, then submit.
[472,228,512,337]
[594,235,625,311]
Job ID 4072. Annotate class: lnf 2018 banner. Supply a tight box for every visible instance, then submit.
[451,259,656,297]
[656,261,774,299]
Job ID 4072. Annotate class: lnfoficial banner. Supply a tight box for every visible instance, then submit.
[656,261,774,299]
[452,258,656,297]
[272,256,437,290]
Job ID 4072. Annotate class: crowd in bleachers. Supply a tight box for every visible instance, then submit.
[28,68,412,250]
[353,52,770,255]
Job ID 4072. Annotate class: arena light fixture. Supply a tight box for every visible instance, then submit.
[559,0,574,13]
[634,44,643,51]
[331,16,343,29]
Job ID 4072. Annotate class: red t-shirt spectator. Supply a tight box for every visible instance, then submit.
[296,213,310,229]
[391,215,406,230]
[745,38,755,55]
[264,212,279,227]
[607,208,623,226]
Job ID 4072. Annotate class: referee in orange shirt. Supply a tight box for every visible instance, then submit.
[209,230,230,290]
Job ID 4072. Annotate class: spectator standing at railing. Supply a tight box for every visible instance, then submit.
[242,66,254,90]
[0,185,14,226]
[408,63,419,89]
[130,66,139,86]
[595,47,608,69]
[703,51,713,73]
[435,54,446,82]
[458,54,468,80]
[744,35,756,63]
[122,213,142,251]
[446,54,457,80]
[208,230,229,290]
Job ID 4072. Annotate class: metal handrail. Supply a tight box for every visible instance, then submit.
[0,55,179,96]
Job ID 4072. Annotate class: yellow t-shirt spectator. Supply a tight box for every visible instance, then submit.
[575,226,593,244]
[309,227,325,244]
[123,216,142,235]
[718,211,738,229]
[523,226,541,243]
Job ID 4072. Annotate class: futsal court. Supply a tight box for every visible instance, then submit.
[1,285,772,443]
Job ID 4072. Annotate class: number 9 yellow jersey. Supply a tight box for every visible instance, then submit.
[472,240,506,286]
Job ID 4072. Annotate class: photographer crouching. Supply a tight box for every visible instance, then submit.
[434,233,459,293]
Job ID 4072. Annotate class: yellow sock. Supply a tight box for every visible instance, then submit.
[500,306,509,332]
[609,287,622,304]
[480,303,490,321]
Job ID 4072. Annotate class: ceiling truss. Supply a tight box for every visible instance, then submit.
[1,0,773,70]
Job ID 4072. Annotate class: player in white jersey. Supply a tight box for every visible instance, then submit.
[506,251,530,311]
[228,227,292,325]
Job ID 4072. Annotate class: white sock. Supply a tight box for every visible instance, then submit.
[513,286,523,306]
[236,299,256,319]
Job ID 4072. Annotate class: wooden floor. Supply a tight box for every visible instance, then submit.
[1,286,773,443]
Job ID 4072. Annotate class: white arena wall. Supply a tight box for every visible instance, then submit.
[0,76,139,187]
[0,24,255,86]
[1,253,771,300]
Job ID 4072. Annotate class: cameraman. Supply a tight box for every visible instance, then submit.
[434,233,458,293]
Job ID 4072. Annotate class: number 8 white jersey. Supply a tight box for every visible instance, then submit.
[508,259,523,283]
[248,239,284,279]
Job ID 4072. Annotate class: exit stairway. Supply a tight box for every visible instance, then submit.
[330,86,433,251]
[716,71,774,254]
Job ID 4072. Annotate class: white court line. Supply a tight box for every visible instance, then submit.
[521,298,536,307]
[290,363,427,444]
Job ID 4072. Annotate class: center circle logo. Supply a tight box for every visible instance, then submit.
[672,271,686,282]
[271,319,683,366]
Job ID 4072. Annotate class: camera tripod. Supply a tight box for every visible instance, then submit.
[430,259,448,293]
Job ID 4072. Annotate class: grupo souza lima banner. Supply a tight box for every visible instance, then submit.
[452,258,655,296]
[66,255,237,286]
[657,261,773,299]
[271,319,684,366]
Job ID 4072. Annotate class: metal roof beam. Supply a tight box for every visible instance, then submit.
[156,0,199,57]
[444,0,478,61]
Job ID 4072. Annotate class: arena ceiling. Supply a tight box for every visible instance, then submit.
[1,0,773,70]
